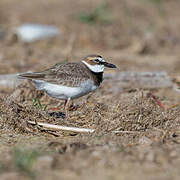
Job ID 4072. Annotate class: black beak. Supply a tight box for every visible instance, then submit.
[103,62,117,68]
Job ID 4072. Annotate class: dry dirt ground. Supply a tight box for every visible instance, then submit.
[0,0,180,179]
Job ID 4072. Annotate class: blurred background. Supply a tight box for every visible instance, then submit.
[1,1,180,179]
[0,0,180,75]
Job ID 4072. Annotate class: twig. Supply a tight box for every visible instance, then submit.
[64,33,76,61]
[112,130,141,134]
[104,71,173,89]
[27,120,95,133]
[167,103,180,110]
[150,93,166,111]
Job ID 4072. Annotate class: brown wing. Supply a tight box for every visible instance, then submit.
[19,62,91,87]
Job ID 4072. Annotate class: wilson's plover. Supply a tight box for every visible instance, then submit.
[19,54,117,117]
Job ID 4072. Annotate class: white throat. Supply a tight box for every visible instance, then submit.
[82,61,104,73]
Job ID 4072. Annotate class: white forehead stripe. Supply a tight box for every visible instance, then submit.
[82,61,104,73]
[98,57,105,62]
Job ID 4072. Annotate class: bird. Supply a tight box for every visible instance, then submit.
[18,54,117,117]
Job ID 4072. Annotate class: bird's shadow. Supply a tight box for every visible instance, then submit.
[49,111,65,119]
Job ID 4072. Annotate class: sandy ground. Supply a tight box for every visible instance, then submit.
[0,0,180,179]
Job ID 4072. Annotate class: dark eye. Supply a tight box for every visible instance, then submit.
[94,59,99,62]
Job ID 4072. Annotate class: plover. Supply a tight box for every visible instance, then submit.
[19,54,117,117]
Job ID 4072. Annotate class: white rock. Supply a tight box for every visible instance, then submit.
[16,23,60,43]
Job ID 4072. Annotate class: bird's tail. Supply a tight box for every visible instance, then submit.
[18,72,45,80]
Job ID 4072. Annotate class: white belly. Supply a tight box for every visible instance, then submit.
[32,79,98,100]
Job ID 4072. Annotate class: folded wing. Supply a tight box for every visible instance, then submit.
[19,62,90,87]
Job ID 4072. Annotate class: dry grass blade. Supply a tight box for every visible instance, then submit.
[112,130,141,134]
[27,121,95,133]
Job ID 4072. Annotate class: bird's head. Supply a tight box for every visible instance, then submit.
[82,54,116,73]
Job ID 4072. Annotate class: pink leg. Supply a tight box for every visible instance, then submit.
[64,98,71,118]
